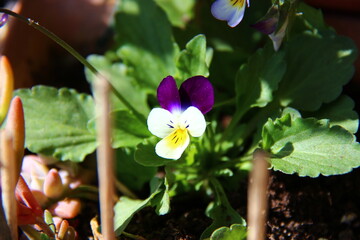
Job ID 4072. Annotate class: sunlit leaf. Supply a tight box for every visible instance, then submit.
[306,95,359,134]
[236,43,285,112]
[155,0,195,28]
[262,114,360,177]
[114,0,179,89]
[86,55,149,115]
[114,178,166,235]
[15,86,96,162]
[210,224,247,240]
[176,34,210,81]
[112,110,150,148]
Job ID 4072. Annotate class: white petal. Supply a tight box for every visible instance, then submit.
[269,17,288,51]
[147,108,176,138]
[211,0,234,21]
[228,6,246,27]
[180,107,206,137]
[211,0,246,27]
[155,130,190,160]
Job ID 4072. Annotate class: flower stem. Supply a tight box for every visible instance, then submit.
[220,107,247,143]
[0,8,146,124]
[213,97,235,108]
[221,100,280,144]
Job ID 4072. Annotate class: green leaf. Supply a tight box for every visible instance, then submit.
[116,148,157,192]
[134,140,175,166]
[292,2,329,34]
[154,0,195,28]
[112,110,150,148]
[114,178,165,235]
[176,34,210,81]
[210,224,247,240]
[278,32,357,111]
[15,86,96,162]
[262,114,360,177]
[87,109,149,148]
[235,43,286,112]
[201,179,246,239]
[306,95,359,134]
[151,176,171,215]
[86,55,149,115]
[281,107,302,120]
[115,0,178,89]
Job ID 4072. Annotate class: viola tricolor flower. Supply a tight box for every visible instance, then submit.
[147,76,214,160]
[211,0,250,28]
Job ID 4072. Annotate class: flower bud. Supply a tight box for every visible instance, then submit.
[57,219,70,239]
[21,155,49,185]
[43,169,64,199]
[5,97,25,177]
[49,198,81,219]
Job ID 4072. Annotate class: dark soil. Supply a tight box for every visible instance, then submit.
[267,169,360,240]
[118,168,360,240]
[119,193,213,240]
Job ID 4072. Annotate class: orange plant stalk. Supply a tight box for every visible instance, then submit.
[1,131,18,240]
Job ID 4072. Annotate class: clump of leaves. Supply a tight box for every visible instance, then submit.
[12,0,359,238]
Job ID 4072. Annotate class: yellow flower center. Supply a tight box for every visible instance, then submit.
[164,128,189,149]
[229,0,245,8]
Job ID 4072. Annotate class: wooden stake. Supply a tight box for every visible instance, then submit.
[95,76,115,240]
[247,149,270,240]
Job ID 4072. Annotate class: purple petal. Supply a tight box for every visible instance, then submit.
[251,17,278,35]
[179,76,214,114]
[157,76,181,113]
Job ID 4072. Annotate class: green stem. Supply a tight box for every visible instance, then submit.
[0,8,146,124]
[237,101,280,141]
[213,97,235,108]
[206,122,216,152]
[221,100,280,144]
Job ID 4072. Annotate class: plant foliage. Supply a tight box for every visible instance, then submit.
[14,0,360,237]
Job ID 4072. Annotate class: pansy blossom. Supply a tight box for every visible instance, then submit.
[147,76,214,160]
[211,0,250,28]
